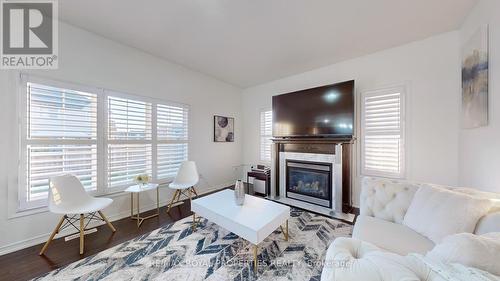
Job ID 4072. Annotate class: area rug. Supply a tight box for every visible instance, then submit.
[34,209,352,281]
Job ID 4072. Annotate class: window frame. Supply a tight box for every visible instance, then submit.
[259,108,273,163]
[17,74,190,211]
[360,86,407,179]
[18,75,103,210]
[156,102,189,181]
[104,91,155,193]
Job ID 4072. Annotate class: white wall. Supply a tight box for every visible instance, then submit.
[0,22,243,254]
[241,31,461,207]
[458,0,500,193]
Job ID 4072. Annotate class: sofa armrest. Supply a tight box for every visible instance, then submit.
[321,237,382,281]
[360,177,420,224]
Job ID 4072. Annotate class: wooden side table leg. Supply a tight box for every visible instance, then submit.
[79,214,85,255]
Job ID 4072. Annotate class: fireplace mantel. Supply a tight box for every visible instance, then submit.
[270,138,353,215]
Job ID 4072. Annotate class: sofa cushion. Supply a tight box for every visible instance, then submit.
[360,177,421,224]
[403,185,493,243]
[353,215,434,255]
[426,232,500,276]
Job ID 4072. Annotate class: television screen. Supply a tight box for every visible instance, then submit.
[272,80,354,138]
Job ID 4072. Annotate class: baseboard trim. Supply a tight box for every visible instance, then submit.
[0,182,231,256]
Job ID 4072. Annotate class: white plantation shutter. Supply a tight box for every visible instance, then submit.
[18,75,190,210]
[157,104,188,140]
[27,145,98,200]
[107,95,153,188]
[157,143,188,179]
[22,81,98,208]
[260,110,273,162]
[27,83,97,139]
[107,144,152,187]
[108,97,152,140]
[157,103,189,179]
[361,88,405,178]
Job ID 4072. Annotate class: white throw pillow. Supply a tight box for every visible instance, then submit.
[403,185,492,243]
[426,233,500,276]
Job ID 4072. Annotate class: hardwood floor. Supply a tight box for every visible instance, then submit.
[0,184,349,281]
[0,193,198,281]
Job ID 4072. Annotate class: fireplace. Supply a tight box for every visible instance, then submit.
[286,160,332,208]
[270,140,352,218]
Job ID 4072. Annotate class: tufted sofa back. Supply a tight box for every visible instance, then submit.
[360,177,423,224]
[360,177,500,232]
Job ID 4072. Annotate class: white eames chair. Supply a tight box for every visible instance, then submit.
[166,161,199,213]
[39,174,116,255]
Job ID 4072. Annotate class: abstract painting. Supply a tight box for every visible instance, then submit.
[214,115,234,142]
[462,25,489,129]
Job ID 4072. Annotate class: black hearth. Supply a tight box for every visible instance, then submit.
[285,160,332,208]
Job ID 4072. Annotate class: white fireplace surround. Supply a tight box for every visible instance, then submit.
[274,145,343,216]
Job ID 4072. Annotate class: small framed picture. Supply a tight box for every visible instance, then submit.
[214,115,234,142]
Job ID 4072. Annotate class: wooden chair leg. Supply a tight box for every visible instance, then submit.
[176,189,182,201]
[167,190,179,213]
[39,215,66,255]
[79,214,85,255]
[98,211,116,232]
[191,186,198,197]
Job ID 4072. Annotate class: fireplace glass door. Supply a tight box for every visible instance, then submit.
[286,160,332,208]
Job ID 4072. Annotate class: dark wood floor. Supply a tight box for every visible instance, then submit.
[0,191,206,281]
[0,184,352,281]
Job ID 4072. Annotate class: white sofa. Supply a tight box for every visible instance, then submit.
[355,177,500,255]
[321,177,500,281]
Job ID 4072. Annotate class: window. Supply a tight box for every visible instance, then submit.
[19,75,189,210]
[106,95,153,189]
[361,87,405,178]
[260,109,273,162]
[20,80,99,210]
[156,103,189,179]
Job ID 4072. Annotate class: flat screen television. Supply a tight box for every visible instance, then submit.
[272,80,354,138]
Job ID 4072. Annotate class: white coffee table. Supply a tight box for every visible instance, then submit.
[125,183,160,227]
[191,189,290,272]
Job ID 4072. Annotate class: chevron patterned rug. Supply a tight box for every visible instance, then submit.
[34,208,352,281]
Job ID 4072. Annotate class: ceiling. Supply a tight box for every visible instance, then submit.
[59,0,478,88]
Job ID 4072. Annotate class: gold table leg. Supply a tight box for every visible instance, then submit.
[279,219,289,241]
[136,192,141,227]
[156,186,160,215]
[192,213,197,231]
[130,190,159,228]
[253,245,258,273]
[130,193,133,218]
[286,220,288,241]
